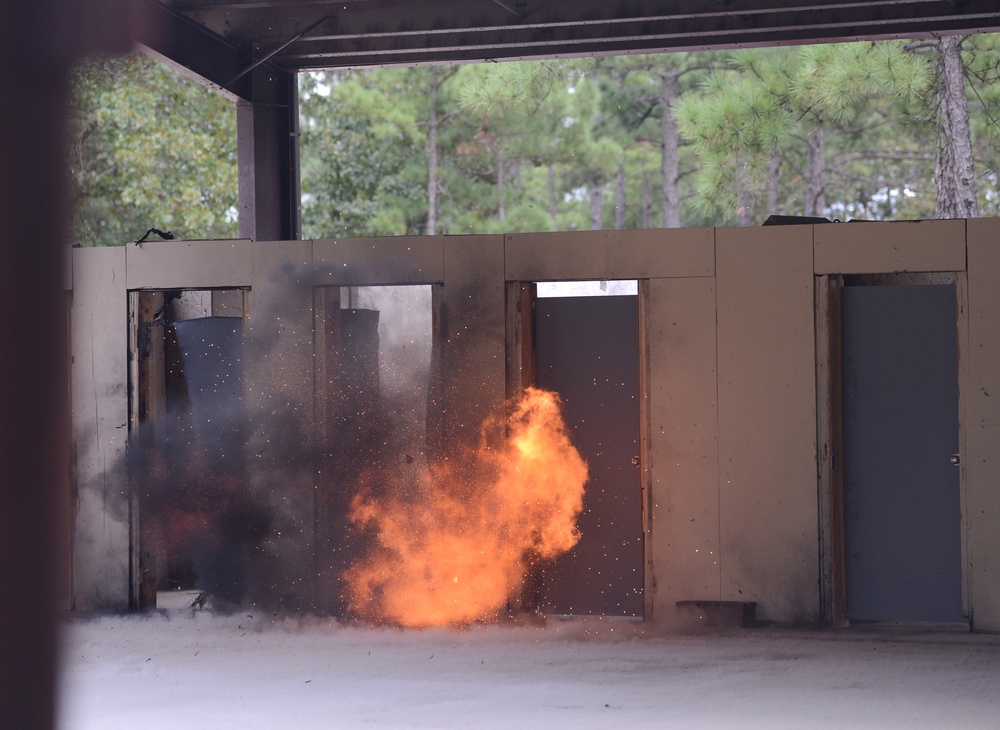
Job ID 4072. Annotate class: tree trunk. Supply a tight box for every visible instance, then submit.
[615,159,626,230]
[590,184,604,230]
[547,163,558,230]
[767,153,781,217]
[661,69,681,228]
[738,187,754,226]
[484,136,506,223]
[935,35,979,219]
[426,68,440,236]
[805,126,825,217]
[497,145,506,223]
[641,172,651,229]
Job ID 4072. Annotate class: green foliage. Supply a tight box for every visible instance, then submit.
[456,59,593,118]
[799,43,930,110]
[68,53,238,246]
[71,36,1000,240]
[300,68,428,237]
[452,60,609,231]
[676,42,935,223]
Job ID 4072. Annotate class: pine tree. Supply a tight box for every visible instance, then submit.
[299,68,428,237]
[675,42,931,224]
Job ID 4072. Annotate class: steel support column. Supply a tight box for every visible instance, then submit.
[238,67,301,242]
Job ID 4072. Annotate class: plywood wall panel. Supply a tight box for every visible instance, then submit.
[609,228,714,279]
[646,277,721,619]
[245,240,317,609]
[70,246,129,610]
[716,226,819,623]
[126,239,252,289]
[313,236,444,286]
[440,235,506,452]
[814,220,965,274]
[964,217,1000,631]
[507,229,715,283]
[505,231,608,282]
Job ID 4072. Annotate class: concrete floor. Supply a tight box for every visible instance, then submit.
[59,613,1000,729]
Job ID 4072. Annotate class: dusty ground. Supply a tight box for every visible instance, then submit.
[59,611,1000,729]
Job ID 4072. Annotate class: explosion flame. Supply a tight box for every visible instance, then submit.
[343,387,588,627]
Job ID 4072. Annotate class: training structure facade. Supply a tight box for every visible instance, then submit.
[68,219,1000,631]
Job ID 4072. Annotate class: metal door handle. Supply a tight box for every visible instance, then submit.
[631,456,640,467]
[950,454,960,466]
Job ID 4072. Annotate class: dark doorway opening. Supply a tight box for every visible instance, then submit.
[531,281,644,617]
[313,284,434,616]
[128,289,252,611]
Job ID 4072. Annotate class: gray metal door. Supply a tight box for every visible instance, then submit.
[534,294,643,616]
[842,283,963,623]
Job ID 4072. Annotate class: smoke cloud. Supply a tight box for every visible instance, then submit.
[113,261,588,624]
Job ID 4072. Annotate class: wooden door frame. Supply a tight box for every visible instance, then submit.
[504,281,539,613]
[816,272,970,627]
[638,280,653,621]
[816,274,846,627]
[127,290,167,611]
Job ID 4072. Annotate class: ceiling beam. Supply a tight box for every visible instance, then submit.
[275,0,1000,69]
[135,0,260,100]
[152,0,1000,71]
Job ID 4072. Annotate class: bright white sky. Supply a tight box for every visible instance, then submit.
[59,608,1000,729]
[536,279,638,297]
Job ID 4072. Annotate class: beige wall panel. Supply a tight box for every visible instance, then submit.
[505,231,608,282]
[440,235,507,451]
[646,277,721,621]
[609,228,715,280]
[313,236,444,286]
[245,240,317,610]
[716,226,819,623]
[814,220,966,274]
[964,218,1000,631]
[71,247,129,610]
[126,239,252,289]
[965,423,1000,631]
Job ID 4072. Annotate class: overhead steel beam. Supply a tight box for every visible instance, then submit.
[136,0,258,100]
[151,0,1000,71]
[279,0,1000,68]
[181,0,965,43]
[282,21,1000,71]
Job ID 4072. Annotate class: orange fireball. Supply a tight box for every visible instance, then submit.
[343,387,588,627]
